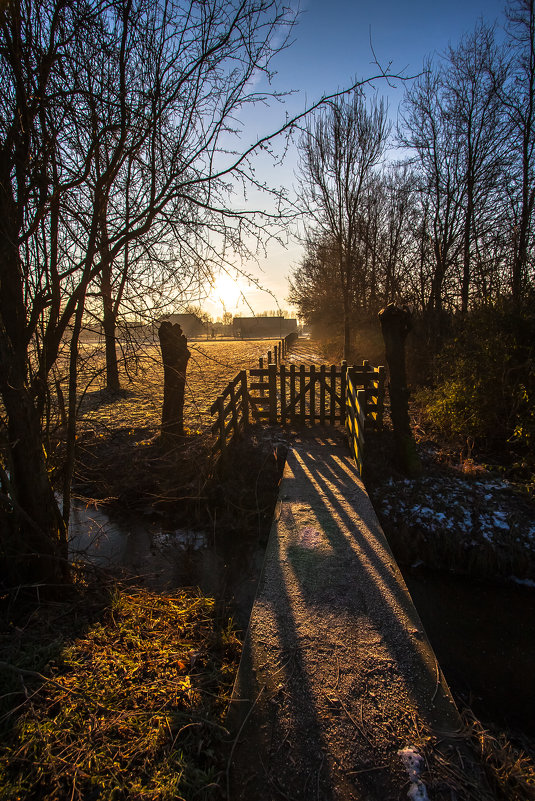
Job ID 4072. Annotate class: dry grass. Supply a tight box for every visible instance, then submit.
[74,339,282,435]
[461,707,535,800]
[0,581,240,801]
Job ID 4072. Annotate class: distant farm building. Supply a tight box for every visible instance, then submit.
[160,313,207,338]
[232,317,297,339]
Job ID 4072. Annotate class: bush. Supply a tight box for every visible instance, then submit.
[414,300,535,457]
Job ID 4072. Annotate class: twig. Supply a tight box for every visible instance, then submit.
[325,691,375,748]
[347,764,387,775]
[431,658,441,703]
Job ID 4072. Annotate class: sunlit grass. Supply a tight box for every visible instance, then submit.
[0,585,240,800]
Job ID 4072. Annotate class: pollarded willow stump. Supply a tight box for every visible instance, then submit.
[158,321,191,438]
[378,303,421,477]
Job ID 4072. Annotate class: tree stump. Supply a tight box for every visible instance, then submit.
[158,321,191,438]
[378,304,422,476]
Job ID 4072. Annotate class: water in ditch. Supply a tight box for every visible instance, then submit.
[401,564,535,736]
[68,499,266,631]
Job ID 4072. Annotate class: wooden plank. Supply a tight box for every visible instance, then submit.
[329,365,337,425]
[319,364,326,425]
[281,379,313,416]
[280,364,287,426]
[340,361,347,425]
[299,364,306,423]
[249,367,270,377]
[290,364,296,425]
[247,392,269,421]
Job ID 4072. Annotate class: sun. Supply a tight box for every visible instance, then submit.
[211,272,246,311]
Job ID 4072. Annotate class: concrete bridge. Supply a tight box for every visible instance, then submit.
[226,429,487,800]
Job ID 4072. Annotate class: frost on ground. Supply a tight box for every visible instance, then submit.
[376,474,534,550]
[368,455,535,581]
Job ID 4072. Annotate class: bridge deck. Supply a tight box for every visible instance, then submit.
[227,429,483,800]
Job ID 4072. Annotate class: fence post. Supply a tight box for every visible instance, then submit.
[356,388,366,476]
[241,370,249,430]
[274,344,278,365]
[280,364,287,425]
[217,395,225,454]
[267,350,272,365]
[340,360,347,425]
[376,365,385,431]
[259,356,265,399]
[268,362,277,423]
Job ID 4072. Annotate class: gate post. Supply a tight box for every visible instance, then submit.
[379,304,421,475]
[241,370,249,429]
[268,363,277,423]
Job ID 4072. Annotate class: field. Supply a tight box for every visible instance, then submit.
[76,338,286,435]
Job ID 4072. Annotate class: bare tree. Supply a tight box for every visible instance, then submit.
[400,62,464,328]
[288,237,344,337]
[443,22,507,312]
[503,0,535,305]
[0,0,298,587]
[297,90,390,358]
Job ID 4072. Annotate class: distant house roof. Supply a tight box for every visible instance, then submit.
[232,317,297,337]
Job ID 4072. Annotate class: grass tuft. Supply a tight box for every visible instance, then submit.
[0,584,240,800]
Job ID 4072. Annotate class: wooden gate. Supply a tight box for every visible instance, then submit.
[211,360,385,455]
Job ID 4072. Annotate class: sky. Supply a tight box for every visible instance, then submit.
[202,0,507,320]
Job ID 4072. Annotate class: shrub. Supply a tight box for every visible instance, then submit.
[414,300,535,457]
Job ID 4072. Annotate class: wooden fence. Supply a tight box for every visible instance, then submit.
[345,370,367,476]
[210,354,385,460]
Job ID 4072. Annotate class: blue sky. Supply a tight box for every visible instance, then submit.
[204,0,508,318]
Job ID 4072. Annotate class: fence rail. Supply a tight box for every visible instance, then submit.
[210,338,385,462]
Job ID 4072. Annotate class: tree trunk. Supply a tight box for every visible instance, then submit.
[158,321,191,438]
[342,264,351,360]
[379,304,421,477]
[0,348,68,588]
[461,185,473,314]
[101,262,121,392]
[0,199,67,588]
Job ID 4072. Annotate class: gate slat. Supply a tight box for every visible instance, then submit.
[280,364,287,426]
[329,365,336,424]
[319,364,326,425]
[299,364,306,423]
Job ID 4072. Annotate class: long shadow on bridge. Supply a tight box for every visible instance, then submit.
[226,429,481,801]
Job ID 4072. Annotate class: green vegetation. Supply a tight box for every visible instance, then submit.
[0,582,240,801]
[413,302,535,477]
